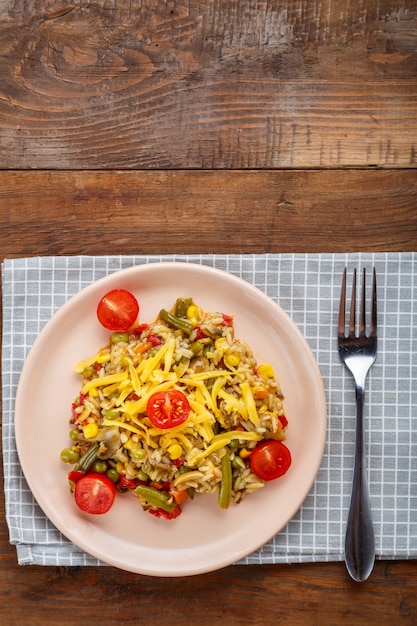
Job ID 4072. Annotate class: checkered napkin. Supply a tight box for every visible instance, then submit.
[2,253,417,567]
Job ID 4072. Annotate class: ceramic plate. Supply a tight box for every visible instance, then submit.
[15,262,327,576]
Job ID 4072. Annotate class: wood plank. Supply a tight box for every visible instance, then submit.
[0,520,416,626]
[1,1,416,169]
[1,170,416,256]
[0,464,416,626]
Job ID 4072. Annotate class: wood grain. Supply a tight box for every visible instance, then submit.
[0,450,416,626]
[1,1,416,169]
[2,169,417,256]
[1,1,417,624]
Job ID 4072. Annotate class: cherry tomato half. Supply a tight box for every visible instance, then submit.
[97,289,139,331]
[250,440,292,481]
[74,473,116,514]
[147,390,190,429]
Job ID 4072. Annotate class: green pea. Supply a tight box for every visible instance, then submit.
[111,332,129,344]
[82,365,95,378]
[131,447,146,461]
[105,409,119,420]
[93,460,108,474]
[60,448,80,464]
[69,428,79,441]
[229,438,239,450]
[136,469,148,482]
[141,461,152,475]
[106,468,120,483]
[232,456,245,470]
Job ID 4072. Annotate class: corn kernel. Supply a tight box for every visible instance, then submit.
[258,363,275,378]
[116,462,124,474]
[96,353,111,364]
[167,443,183,460]
[186,305,199,326]
[239,448,252,459]
[252,384,268,399]
[123,437,134,450]
[215,338,229,353]
[89,388,99,398]
[224,353,240,368]
[83,422,98,439]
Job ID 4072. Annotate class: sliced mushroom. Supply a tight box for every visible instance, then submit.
[96,426,121,459]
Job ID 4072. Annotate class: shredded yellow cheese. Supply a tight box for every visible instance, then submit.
[217,388,248,419]
[101,419,142,435]
[240,381,260,426]
[82,371,128,394]
[137,341,171,382]
[123,378,179,416]
[186,429,262,466]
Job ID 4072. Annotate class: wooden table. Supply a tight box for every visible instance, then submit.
[1,2,416,624]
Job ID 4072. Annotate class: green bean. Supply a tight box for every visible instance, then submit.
[175,297,193,318]
[159,309,193,334]
[134,485,174,513]
[74,442,99,472]
[218,451,232,510]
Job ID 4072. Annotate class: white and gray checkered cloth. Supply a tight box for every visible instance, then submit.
[2,253,416,567]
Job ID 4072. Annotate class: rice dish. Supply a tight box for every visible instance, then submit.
[63,297,289,519]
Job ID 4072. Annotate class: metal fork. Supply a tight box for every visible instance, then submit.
[338,267,377,582]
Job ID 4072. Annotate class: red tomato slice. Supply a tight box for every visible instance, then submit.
[147,390,190,429]
[74,473,116,514]
[97,289,139,331]
[250,440,292,481]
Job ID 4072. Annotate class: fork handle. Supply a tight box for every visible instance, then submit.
[344,385,375,582]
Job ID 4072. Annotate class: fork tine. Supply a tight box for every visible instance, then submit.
[338,267,347,337]
[370,267,377,336]
[360,268,366,337]
[349,268,357,337]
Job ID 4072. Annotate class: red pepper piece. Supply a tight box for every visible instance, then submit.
[68,470,85,484]
[194,327,207,340]
[148,333,163,346]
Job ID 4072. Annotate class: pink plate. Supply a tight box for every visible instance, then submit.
[15,262,327,576]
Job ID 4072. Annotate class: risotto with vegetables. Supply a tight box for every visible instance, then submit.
[61,293,291,519]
